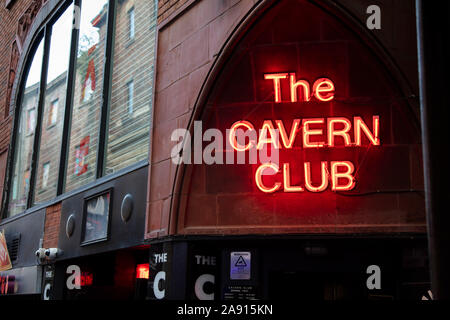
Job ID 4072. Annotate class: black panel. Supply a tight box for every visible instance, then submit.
[147,236,429,300]
[0,209,45,268]
[57,166,148,260]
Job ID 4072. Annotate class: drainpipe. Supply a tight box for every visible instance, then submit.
[416,0,450,300]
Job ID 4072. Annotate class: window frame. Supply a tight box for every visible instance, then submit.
[42,161,51,189]
[26,107,37,136]
[128,6,135,40]
[3,29,46,218]
[126,79,134,115]
[47,98,59,128]
[80,188,112,246]
[1,0,156,220]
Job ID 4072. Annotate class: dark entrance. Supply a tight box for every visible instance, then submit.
[52,246,149,300]
[269,271,372,300]
[263,238,428,300]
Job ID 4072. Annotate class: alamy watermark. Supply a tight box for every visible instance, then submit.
[170,121,280,166]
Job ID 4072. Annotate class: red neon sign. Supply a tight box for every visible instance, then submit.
[229,120,256,151]
[264,73,288,103]
[229,73,381,194]
[255,163,281,193]
[136,264,149,279]
[229,116,380,150]
[265,72,335,103]
[254,161,356,193]
[80,272,93,286]
[276,119,300,149]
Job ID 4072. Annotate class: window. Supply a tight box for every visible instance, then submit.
[34,4,73,205]
[7,38,43,216]
[26,108,36,135]
[128,7,135,40]
[42,162,50,189]
[65,0,108,192]
[81,192,111,244]
[3,0,157,218]
[127,80,134,114]
[106,0,156,174]
[48,99,58,127]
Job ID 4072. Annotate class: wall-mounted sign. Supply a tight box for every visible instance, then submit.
[136,263,149,279]
[190,253,217,300]
[230,252,251,280]
[223,285,257,300]
[179,0,425,234]
[148,245,170,300]
[228,73,380,194]
[0,231,12,272]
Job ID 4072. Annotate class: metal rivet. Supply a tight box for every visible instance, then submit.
[66,214,75,238]
[121,194,134,223]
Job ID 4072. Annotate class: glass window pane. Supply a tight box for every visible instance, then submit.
[65,0,108,192]
[127,80,134,114]
[34,4,73,204]
[7,38,44,216]
[128,7,135,39]
[82,192,110,244]
[105,0,156,175]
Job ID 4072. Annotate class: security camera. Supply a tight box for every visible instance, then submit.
[35,248,46,260]
[44,248,62,260]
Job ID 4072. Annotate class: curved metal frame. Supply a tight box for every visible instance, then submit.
[1,0,66,219]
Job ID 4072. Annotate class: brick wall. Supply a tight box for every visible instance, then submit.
[0,151,7,205]
[157,0,190,24]
[43,202,61,248]
[147,0,259,238]
[146,0,424,238]
[0,0,29,153]
[0,0,45,143]
[0,0,46,219]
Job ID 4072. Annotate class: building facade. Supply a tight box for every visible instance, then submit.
[0,0,430,300]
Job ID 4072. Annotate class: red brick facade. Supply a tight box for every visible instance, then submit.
[147,0,259,238]
[0,151,7,205]
[1,0,46,140]
[0,0,424,239]
[43,202,61,248]
[157,0,190,24]
[145,0,423,238]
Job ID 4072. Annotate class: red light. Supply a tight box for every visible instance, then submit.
[264,73,335,102]
[331,161,356,191]
[302,118,325,148]
[304,161,329,192]
[290,73,311,102]
[229,120,256,151]
[80,272,93,286]
[354,116,380,146]
[327,117,352,147]
[255,161,356,193]
[313,78,335,101]
[255,163,281,193]
[257,120,280,150]
[276,119,300,149]
[136,264,149,279]
[283,163,304,192]
[264,73,288,103]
